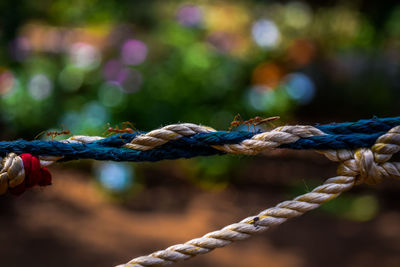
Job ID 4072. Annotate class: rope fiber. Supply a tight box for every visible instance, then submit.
[1,116,400,266]
[0,116,399,161]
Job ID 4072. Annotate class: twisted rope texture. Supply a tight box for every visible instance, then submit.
[0,153,52,195]
[1,117,400,265]
[2,117,398,192]
[118,125,400,267]
[0,117,399,162]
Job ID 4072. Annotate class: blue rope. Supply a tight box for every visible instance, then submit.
[315,116,400,135]
[0,116,399,162]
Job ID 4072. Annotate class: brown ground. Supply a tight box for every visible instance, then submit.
[0,151,399,267]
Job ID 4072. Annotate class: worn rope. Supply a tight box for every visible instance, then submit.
[0,117,399,161]
[0,117,399,194]
[0,116,399,266]
[117,125,400,267]
[0,153,52,195]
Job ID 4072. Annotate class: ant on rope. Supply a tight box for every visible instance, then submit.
[106,122,136,135]
[35,125,71,141]
[104,121,137,142]
[229,114,280,132]
[251,216,260,227]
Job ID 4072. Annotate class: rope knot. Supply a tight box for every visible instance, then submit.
[353,148,383,185]
[0,153,52,195]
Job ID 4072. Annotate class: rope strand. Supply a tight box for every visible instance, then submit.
[118,176,355,267]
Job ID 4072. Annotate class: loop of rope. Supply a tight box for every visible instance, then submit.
[0,153,25,194]
[0,153,52,195]
[322,126,400,185]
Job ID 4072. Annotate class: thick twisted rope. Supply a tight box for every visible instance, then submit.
[1,117,399,161]
[118,177,355,267]
[0,117,399,194]
[1,116,399,266]
[117,125,400,266]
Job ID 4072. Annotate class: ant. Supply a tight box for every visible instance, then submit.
[104,122,137,143]
[46,130,71,140]
[105,121,136,135]
[229,114,280,132]
[229,114,244,131]
[251,216,260,227]
[35,126,71,140]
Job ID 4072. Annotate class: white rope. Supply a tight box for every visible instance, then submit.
[0,153,25,194]
[118,176,355,267]
[64,123,325,154]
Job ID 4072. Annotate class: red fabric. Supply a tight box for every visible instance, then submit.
[9,153,52,196]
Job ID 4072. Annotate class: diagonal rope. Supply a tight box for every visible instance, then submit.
[118,176,355,267]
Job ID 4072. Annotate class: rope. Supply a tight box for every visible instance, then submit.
[0,116,399,266]
[0,116,399,194]
[0,117,399,162]
[117,125,400,266]
[0,153,52,195]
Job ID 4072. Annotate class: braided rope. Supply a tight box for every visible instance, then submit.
[118,177,355,267]
[212,125,324,154]
[0,117,399,193]
[1,117,400,163]
[117,125,400,267]
[123,123,215,150]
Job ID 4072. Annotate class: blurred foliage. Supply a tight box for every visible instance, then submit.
[320,194,380,222]
[179,156,248,190]
[290,179,380,221]
[2,0,400,138]
[93,161,144,201]
[0,0,400,198]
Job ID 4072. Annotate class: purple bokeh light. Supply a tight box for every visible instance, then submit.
[121,39,148,65]
[207,32,234,54]
[103,59,123,82]
[120,69,142,93]
[103,59,142,93]
[177,4,203,27]
[9,37,31,61]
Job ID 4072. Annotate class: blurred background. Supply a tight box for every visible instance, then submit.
[0,0,400,266]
